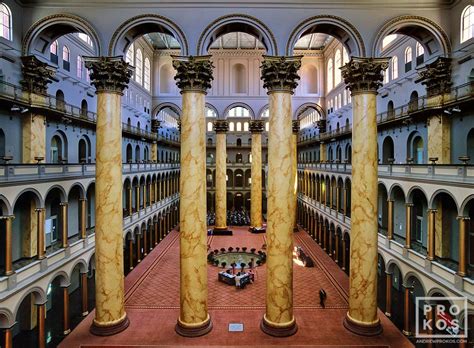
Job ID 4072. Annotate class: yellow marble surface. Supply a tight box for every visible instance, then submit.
[215,132,227,229]
[178,91,209,326]
[427,114,451,164]
[291,134,298,229]
[265,92,295,327]
[151,142,158,162]
[22,113,46,163]
[347,93,380,327]
[251,132,263,228]
[93,92,127,328]
[320,143,327,162]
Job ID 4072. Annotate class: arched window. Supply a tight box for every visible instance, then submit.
[135,48,143,85]
[77,56,83,79]
[243,122,249,131]
[387,100,394,118]
[334,49,342,85]
[461,5,473,43]
[80,99,88,117]
[236,122,242,132]
[261,108,269,118]
[229,122,235,132]
[126,43,134,64]
[227,106,250,117]
[206,106,217,117]
[327,58,333,91]
[265,122,269,132]
[56,90,65,111]
[50,40,58,63]
[62,46,70,71]
[416,42,424,65]
[342,47,349,65]
[232,63,247,93]
[0,3,12,40]
[207,122,213,132]
[404,47,412,72]
[144,58,151,91]
[391,56,398,80]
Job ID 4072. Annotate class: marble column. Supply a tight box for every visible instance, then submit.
[292,120,300,231]
[342,235,347,271]
[172,55,213,337]
[37,302,46,348]
[427,209,437,260]
[35,208,45,259]
[405,203,413,249]
[79,199,87,239]
[457,216,469,277]
[60,202,68,248]
[402,284,413,336]
[143,226,148,256]
[1,216,14,275]
[3,326,12,348]
[250,120,264,229]
[20,56,55,163]
[260,55,301,337]
[335,233,340,263]
[151,141,158,162]
[385,272,392,317]
[128,239,134,271]
[62,285,71,335]
[341,57,388,336]
[416,57,452,164]
[154,220,158,245]
[136,233,142,263]
[387,199,394,240]
[84,56,133,335]
[81,272,89,316]
[214,120,229,232]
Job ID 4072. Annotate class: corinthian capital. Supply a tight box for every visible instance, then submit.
[213,120,229,133]
[172,55,214,94]
[292,120,300,134]
[341,57,389,95]
[260,55,302,94]
[20,55,56,94]
[415,57,452,97]
[83,56,134,94]
[249,120,264,133]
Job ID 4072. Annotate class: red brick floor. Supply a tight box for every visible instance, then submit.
[60,226,413,347]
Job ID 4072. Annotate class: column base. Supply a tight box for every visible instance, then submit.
[260,314,297,337]
[343,314,382,336]
[90,314,130,336]
[384,312,391,318]
[63,329,71,335]
[402,330,412,336]
[249,226,266,234]
[82,311,89,317]
[175,315,212,337]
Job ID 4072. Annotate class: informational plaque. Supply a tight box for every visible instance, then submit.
[228,323,244,332]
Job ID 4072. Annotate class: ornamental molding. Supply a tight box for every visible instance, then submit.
[20,55,56,94]
[415,57,452,97]
[249,120,265,133]
[260,55,302,94]
[213,120,229,133]
[340,57,389,95]
[84,56,134,94]
[172,55,214,94]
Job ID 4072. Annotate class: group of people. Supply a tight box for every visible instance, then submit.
[206,209,251,226]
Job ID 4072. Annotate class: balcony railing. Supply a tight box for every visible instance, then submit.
[0,80,158,141]
[298,82,474,146]
[0,162,179,182]
[298,162,474,184]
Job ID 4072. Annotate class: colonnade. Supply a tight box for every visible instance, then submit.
[54,54,393,339]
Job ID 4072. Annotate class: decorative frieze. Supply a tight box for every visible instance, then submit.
[249,120,265,133]
[172,55,214,93]
[260,55,302,94]
[20,55,56,94]
[84,56,134,94]
[341,57,389,95]
[213,120,229,133]
[415,57,452,97]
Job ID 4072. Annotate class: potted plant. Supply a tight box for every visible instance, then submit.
[240,262,246,273]
[231,262,236,274]
[221,261,227,269]
[250,248,256,254]
[242,247,247,252]
[236,247,240,252]
[220,248,226,253]
[228,247,234,252]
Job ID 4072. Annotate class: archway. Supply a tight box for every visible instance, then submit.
[382,136,394,163]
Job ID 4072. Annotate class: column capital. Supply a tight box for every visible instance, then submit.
[387,199,394,203]
[415,57,452,97]
[427,208,437,213]
[79,198,88,202]
[84,56,134,95]
[172,55,214,94]
[0,215,15,221]
[457,216,470,221]
[20,55,56,94]
[60,202,69,207]
[34,207,46,212]
[292,120,300,134]
[260,55,302,94]
[151,119,162,132]
[406,203,414,207]
[213,120,229,133]
[249,120,265,133]
[341,57,389,95]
